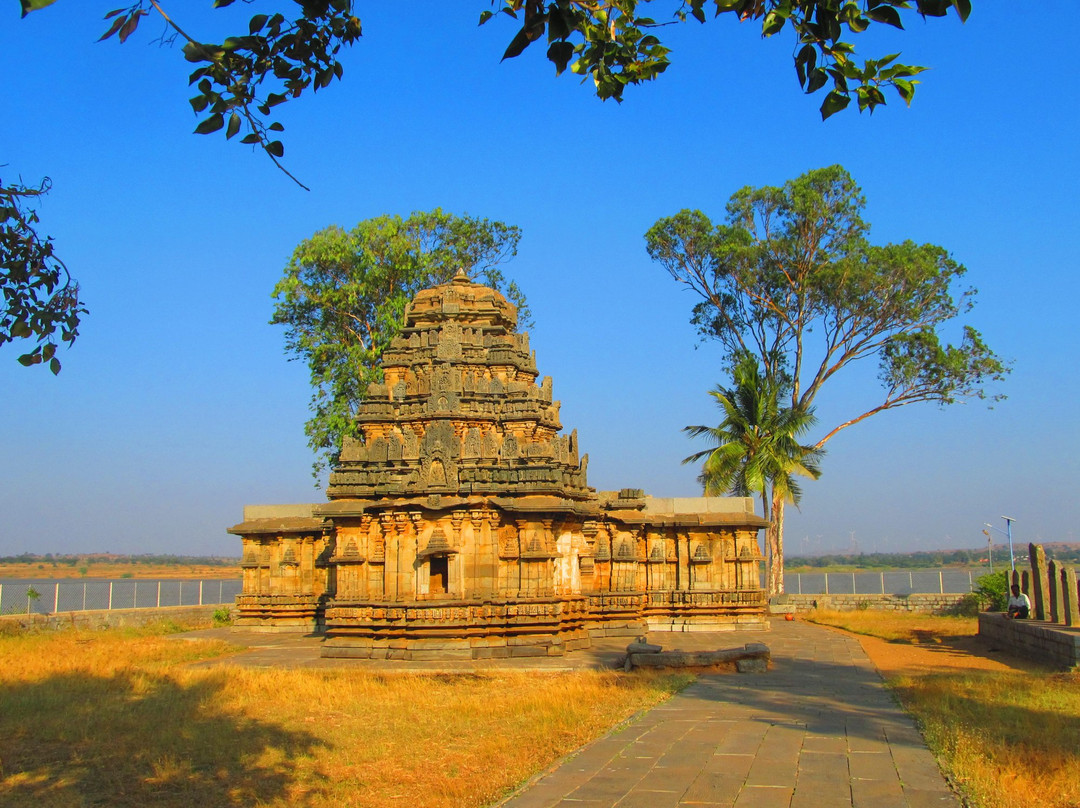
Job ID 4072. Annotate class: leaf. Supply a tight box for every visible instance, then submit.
[226,112,241,140]
[952,0,972,21]
[118,11,144,44]
[893,78,916,105]
[49,357,61,375]
[547,41,575,75]
[194,113,225,135]
[915,0,950,17]
[478,10,493,25]
[806,68,828,94]
[265,140,285,158]
[20,0,58,18]
[240,134,261,144]
[820,90,851,120]
[761,11,786,36]
[98,13,127,42]
[866,6,904,28]
[502,27,535,61]
[249,13,269,35]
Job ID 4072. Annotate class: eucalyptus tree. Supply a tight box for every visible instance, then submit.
[684,355,822,595]
[272,209,528,478]
[649,165,1008,590]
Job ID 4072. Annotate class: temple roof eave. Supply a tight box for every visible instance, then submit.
[603,509,770,529]
[227,516,326,536]
[314,494,600,519]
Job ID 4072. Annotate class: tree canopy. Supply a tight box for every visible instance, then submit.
[646,165,1009,450]
[271,209,528,478]
[6,1,973,370]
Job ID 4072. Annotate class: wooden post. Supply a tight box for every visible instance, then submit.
[1030,543,1050,621]
[1062,567,1079,627]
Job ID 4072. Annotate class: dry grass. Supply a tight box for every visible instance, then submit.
[803,607,977,644]
[806,609,1080,808]
[892,670,1080,808]
[0,623,690,808]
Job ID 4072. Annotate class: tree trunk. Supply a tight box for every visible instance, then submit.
[768,492,786,596]
[760,490,772,594]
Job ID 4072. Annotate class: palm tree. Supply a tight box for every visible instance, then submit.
[684,355,822,596]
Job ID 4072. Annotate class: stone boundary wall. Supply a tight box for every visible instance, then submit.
[978,612,1080,670]
[775,593,968,614]
[0,604,229,633]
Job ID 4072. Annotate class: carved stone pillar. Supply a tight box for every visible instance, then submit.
[1030,543,1050,621]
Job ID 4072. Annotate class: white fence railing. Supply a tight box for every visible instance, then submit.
[0,579,242,616]
[783,569,977,596]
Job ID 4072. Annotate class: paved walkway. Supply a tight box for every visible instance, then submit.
[498,621,959,808]
[179,620,960,807]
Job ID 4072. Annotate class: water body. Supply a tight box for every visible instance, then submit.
[783,568,978,596]
[0,578,241,615]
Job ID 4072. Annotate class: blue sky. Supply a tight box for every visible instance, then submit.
[1,3,1077,557]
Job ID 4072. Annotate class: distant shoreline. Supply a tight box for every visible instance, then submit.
[0,556,240,580]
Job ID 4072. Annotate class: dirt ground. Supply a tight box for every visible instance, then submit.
[821,624,1050,677]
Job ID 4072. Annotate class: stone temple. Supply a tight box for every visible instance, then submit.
[229,271,768,659]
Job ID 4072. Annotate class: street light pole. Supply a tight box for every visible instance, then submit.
[1002,516,1016,572]
[982,529,993,573]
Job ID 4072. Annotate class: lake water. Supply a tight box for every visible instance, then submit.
[0,578,241,615]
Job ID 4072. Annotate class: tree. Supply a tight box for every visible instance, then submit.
[0,176,85,373]
[646,165,1008,592]
[7,1,972,370]
[271,209,528,478]
[684,354,822,595]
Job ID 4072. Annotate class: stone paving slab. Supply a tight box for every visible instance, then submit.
[497,620,961,808]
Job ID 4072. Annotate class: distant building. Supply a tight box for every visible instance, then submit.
[229,272,767,659]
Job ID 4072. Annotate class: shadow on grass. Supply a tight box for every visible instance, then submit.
[891,669,1080,769]
[917,633,1054,673]
[0,669,325,808]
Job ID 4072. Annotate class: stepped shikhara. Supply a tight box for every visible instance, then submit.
[230,271,768,659]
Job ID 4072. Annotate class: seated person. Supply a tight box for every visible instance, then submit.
[1007,584,1031,619]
